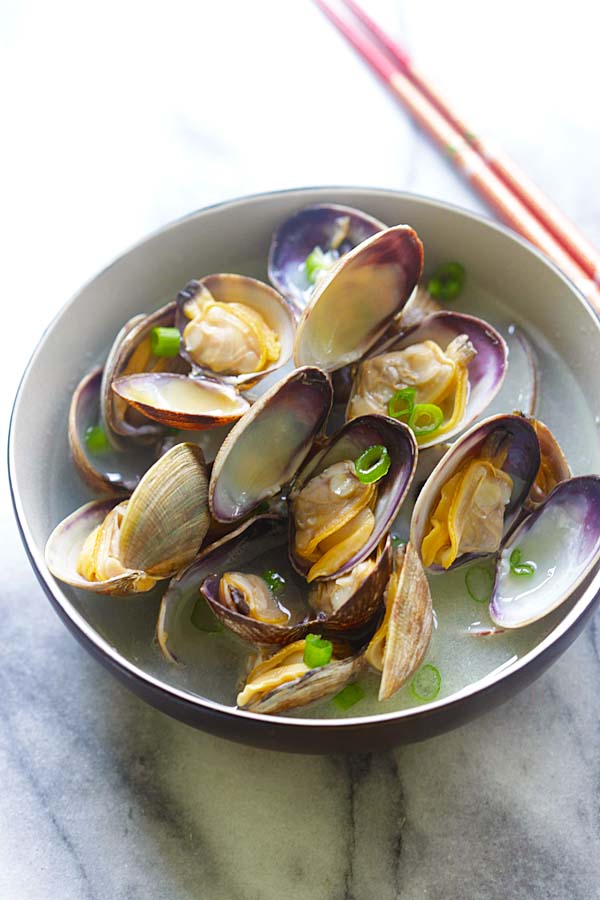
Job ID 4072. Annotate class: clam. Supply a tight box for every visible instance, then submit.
[293,225,424,371]
[289,415,417,582]
[490,476,600,628]
[411,414,540,570]
[209,366,333,523]
[175,274,295,387]
[347,311,508,449]
[45,443,210,594]
[527,418,571,506]
[101,303,189,442]
[236,639,366,714]
[365,543,433,701]
[267,203,386,316]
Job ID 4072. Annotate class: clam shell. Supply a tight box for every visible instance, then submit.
[119,442,210,577]
[111,373,250,430]
[267,203,386,315]
[349,311,508,449]
[101,303,188,440]
[490,476,600,629]
[293,225,424,372]
[175,274,295,387]
[289,414,418,580]
[239,651,366,714]
[209,366,333,523]
[527,418,571,507]
[45,498,156,595]
[410,414,540,570]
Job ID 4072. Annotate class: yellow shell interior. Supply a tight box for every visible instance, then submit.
[348,335,476,444]
[365,567,398,671]
[237,641,309,707]
[421,448,513,569]
[77,501,156,589]
[293,460,376,582]
[219,572,289,625]
[183,289,280,376]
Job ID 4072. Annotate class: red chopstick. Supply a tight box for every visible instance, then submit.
[314,0,600,312]
[341,0,600,288]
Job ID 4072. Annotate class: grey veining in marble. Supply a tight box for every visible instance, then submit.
[2,1,600,898]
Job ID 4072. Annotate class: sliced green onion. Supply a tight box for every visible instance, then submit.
[410,664,441,702]
[303,634,333,668]
[305,246,338,284]
[150,326,181,358]
[509,547,536,577]
[465,565,494,604]
[354,444,391,484]
[387,387,416,420]
[427,261,465,301]
[262,569,286,594]
[332,682,365,710]
[84,424,110,454]
[391,533,403,549]
[408,403,444,437]
[191,598,224,633]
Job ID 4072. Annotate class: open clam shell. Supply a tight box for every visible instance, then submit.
[69,367,157,496]
[45,499,157,595]
[348,311,508,449]
[111,372,250,431]
[411,414,540,570]
[175,274,295,388]
[293,225,424,372]
[101,303,189,441]
[267,203,386,315]
[209,366,333,523]
[490,476,600,629]
[527,418,571,507]
[289,415,418,581]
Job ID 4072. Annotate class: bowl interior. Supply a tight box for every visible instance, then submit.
[10,187,600,727]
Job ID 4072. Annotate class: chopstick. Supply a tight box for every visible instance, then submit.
[314,0,600,313]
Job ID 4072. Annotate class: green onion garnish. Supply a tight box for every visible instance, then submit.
[332,682,365,710]
[465,565,494,604]
[262,569,286,594]
[84,424,110,454]
[427,261,465,301]
[408,403,444,437]
[509,548,536,577]
[410,664,442,702]
[191,598,224,633]
[391,533,403,548]
[387,387,417,420]
[303,634,333,668]
[150,326,181,358]
[305,246,337,284]
[354,444,391,484]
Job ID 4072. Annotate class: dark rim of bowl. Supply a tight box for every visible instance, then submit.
[8,185,600,730]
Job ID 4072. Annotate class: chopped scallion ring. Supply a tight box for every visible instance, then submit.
[84,424,110,454]
[332,682,365,710]
[410,664,441,702]
[387,387,417,420]
[305,246,338,284]
[465,565,494,604]
[150,326,181,358]
[427,261,465,301]
[303,634,333,668]
[354,444,391,484]
[408,403,444,437]
[509,548,536,577]
[262,569,286,594]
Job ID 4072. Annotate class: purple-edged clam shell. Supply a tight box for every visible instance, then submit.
[490,476,600,629]
[69,367,157,496]
[352,311,508,449]
[267,203,386,315]
[410,414,541,570]
[289,415,418,581]
[175,274,295,387]
[209,366,333,523]
[293,226,424,373]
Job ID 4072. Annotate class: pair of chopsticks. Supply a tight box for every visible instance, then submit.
[314,0,600,313]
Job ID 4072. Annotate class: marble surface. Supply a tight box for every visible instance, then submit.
[3,1,600,897]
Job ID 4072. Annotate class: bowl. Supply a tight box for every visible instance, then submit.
[9,187,600,753]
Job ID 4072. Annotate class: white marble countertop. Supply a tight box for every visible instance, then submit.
[3,1,600,897]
